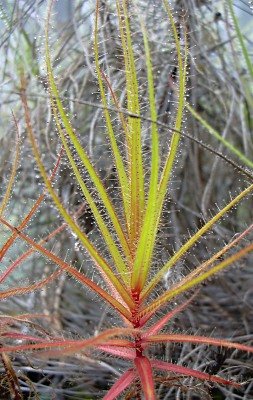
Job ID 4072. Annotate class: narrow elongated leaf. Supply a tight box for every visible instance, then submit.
[151,359,240,387]
[0,205,84,284]
[131,16,159,292]
[98,345,135,360]
[1,352,23,400]
[144,334,253,354]
[165,223,253,296]
[186,103,253,169]
[142,293,197,337]
[116,0,145,244]
[131,3,188,292]
[45,1,130,260]
[0,115,20,216]
[103,369,136,400]
[142,182,253,300]
[1,333,53,342]
[139,240,253,318]
[228,0,253,80]
[0,328,136,354]
[141,224,253,324]
[0,216,132,320]
[156,3,188,206]
[51,103,130,284]
[20,81,134,309]
[95,0,131,234]
[0,148,63,262]
[99,339,134,348]
[134,356,156,400]
[100,70,130,159]
[0,270,61,300]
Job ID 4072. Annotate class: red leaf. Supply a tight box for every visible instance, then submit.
[0,270,61,300]
[144,333,253,354]
[151,359,240,387]
[0,203,87,284]
[98,345,135,359]
[1,332,49,342]
[0,216,132,320]
[134,356,156,399]
[143,293,197,337]
[0,147,63,262]
[0,327,136,355]
[103,369,136,400]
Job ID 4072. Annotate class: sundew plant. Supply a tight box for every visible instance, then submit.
[0,0,253,399]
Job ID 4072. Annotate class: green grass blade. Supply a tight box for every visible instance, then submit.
[227,0,253,80]
[186,103,253,169]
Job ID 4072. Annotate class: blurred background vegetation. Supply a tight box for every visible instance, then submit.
[0,0,253,399]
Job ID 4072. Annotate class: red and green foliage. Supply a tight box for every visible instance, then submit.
[0,1,253,398]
